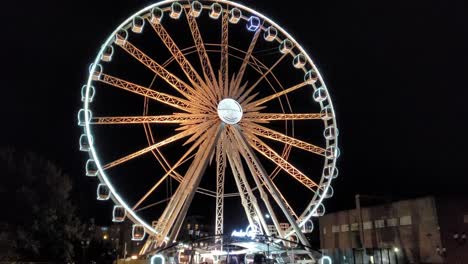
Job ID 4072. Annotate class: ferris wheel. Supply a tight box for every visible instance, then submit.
[78,0,339,256]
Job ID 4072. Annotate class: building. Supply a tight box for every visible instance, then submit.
[319,196,468,264]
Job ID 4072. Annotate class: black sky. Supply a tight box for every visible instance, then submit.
[1,0,467,226]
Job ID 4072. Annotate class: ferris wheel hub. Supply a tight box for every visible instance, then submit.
[217,98,243,124]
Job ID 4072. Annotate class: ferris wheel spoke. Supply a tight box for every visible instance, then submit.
[102,123,207,170]
[243,113,323,122]
[244,123,326,156]
[160,125,222,243]
[243,133,319,191]
[231,25,263,98]
[90,114,211,125]
[115,39,213,110]
[184,9,220,100]
[225,134,266,234]
[132,142,201,211]
[214,133,226,240]
[243,81,309,111]
[147,19,218,105]
[220,7,229,99]
[230,126,311,247]
[238,52,288,104]
[99,74,198,113]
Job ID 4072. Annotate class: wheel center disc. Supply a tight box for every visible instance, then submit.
[217,98,243,125]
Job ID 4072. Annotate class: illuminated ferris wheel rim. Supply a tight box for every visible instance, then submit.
[82,0,338,243]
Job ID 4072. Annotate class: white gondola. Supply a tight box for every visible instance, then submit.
[77,109,92,126]
[304,70,318,84]
[324,125,338,140]
[101,45,114,62]
[229,8,241,24]
[85,159,98,177]
[313,87,328,102]
[246,16,260,31]
[189,1,203,17]
[132,224,146,241]
[263,26,277,42]
[311,203,325,217]
[150,7,164,24]
[97,183,110,200]
[170,2,183,19]
[132,16,145,33]
[79,134,93,152]
[323,164,338,179]
[318,185,334,199]
[90,63,102,80]
[114,29,128,45]
[325,145,340,159]
[113,205,126,222]
[279,39,293,54]
[81,85,95,102]
[293,54,306,69]
[320,106,333,121]
[209,3,222,19]
[301,220,314,233]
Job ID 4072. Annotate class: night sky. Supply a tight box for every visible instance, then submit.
[1,0,467,230]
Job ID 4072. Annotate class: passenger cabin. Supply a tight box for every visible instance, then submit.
[170,2,183,19]
[101,45,114,62]
[319,185,334,199]
[81,85,95,102]
[85,159,98,177]
[113,205,126,222]
[90,63,103,80]
[97,183,110,200]
[246,16,260,32]
[209,3,222,19]
[293,54,306,69]
[312,203,325,217]
[313,87,327,102]
[279,39,293,54]
[323,164,338,179]
[77,109,92,126]
[320,106,333,121]
[326,145,339,159]
[132,225,146,241]
[324,125,338,140]
[263,26,277,42]
[301,220,314,233]
[229,8,241,24]
[189,1,202,17]
[79,134,92,152]
[304,70,318,84]
[132,16,145,33]
[114,29,128,45]
[150,7,164,24]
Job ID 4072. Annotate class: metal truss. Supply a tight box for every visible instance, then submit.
[246,124,326,156]
[244,81,309,110]
[244,133,319,191]
[100,74,193,112]
[91,114,210,125]
[148,19,218,104]
[214,133,226,245]
[243,113,323,122]
[220,7,229,99]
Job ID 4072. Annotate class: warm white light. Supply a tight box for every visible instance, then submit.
[131,255,138,260]
[394,247,399,253]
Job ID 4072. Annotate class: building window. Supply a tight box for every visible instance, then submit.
[341,224,350,232]
[375,219,385,228]
[363,221,373,230]
[464,214,468,223]
[387,218,398,227]
[400,215,412,226]
[332,225,340,233]
[351,223,359,231]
